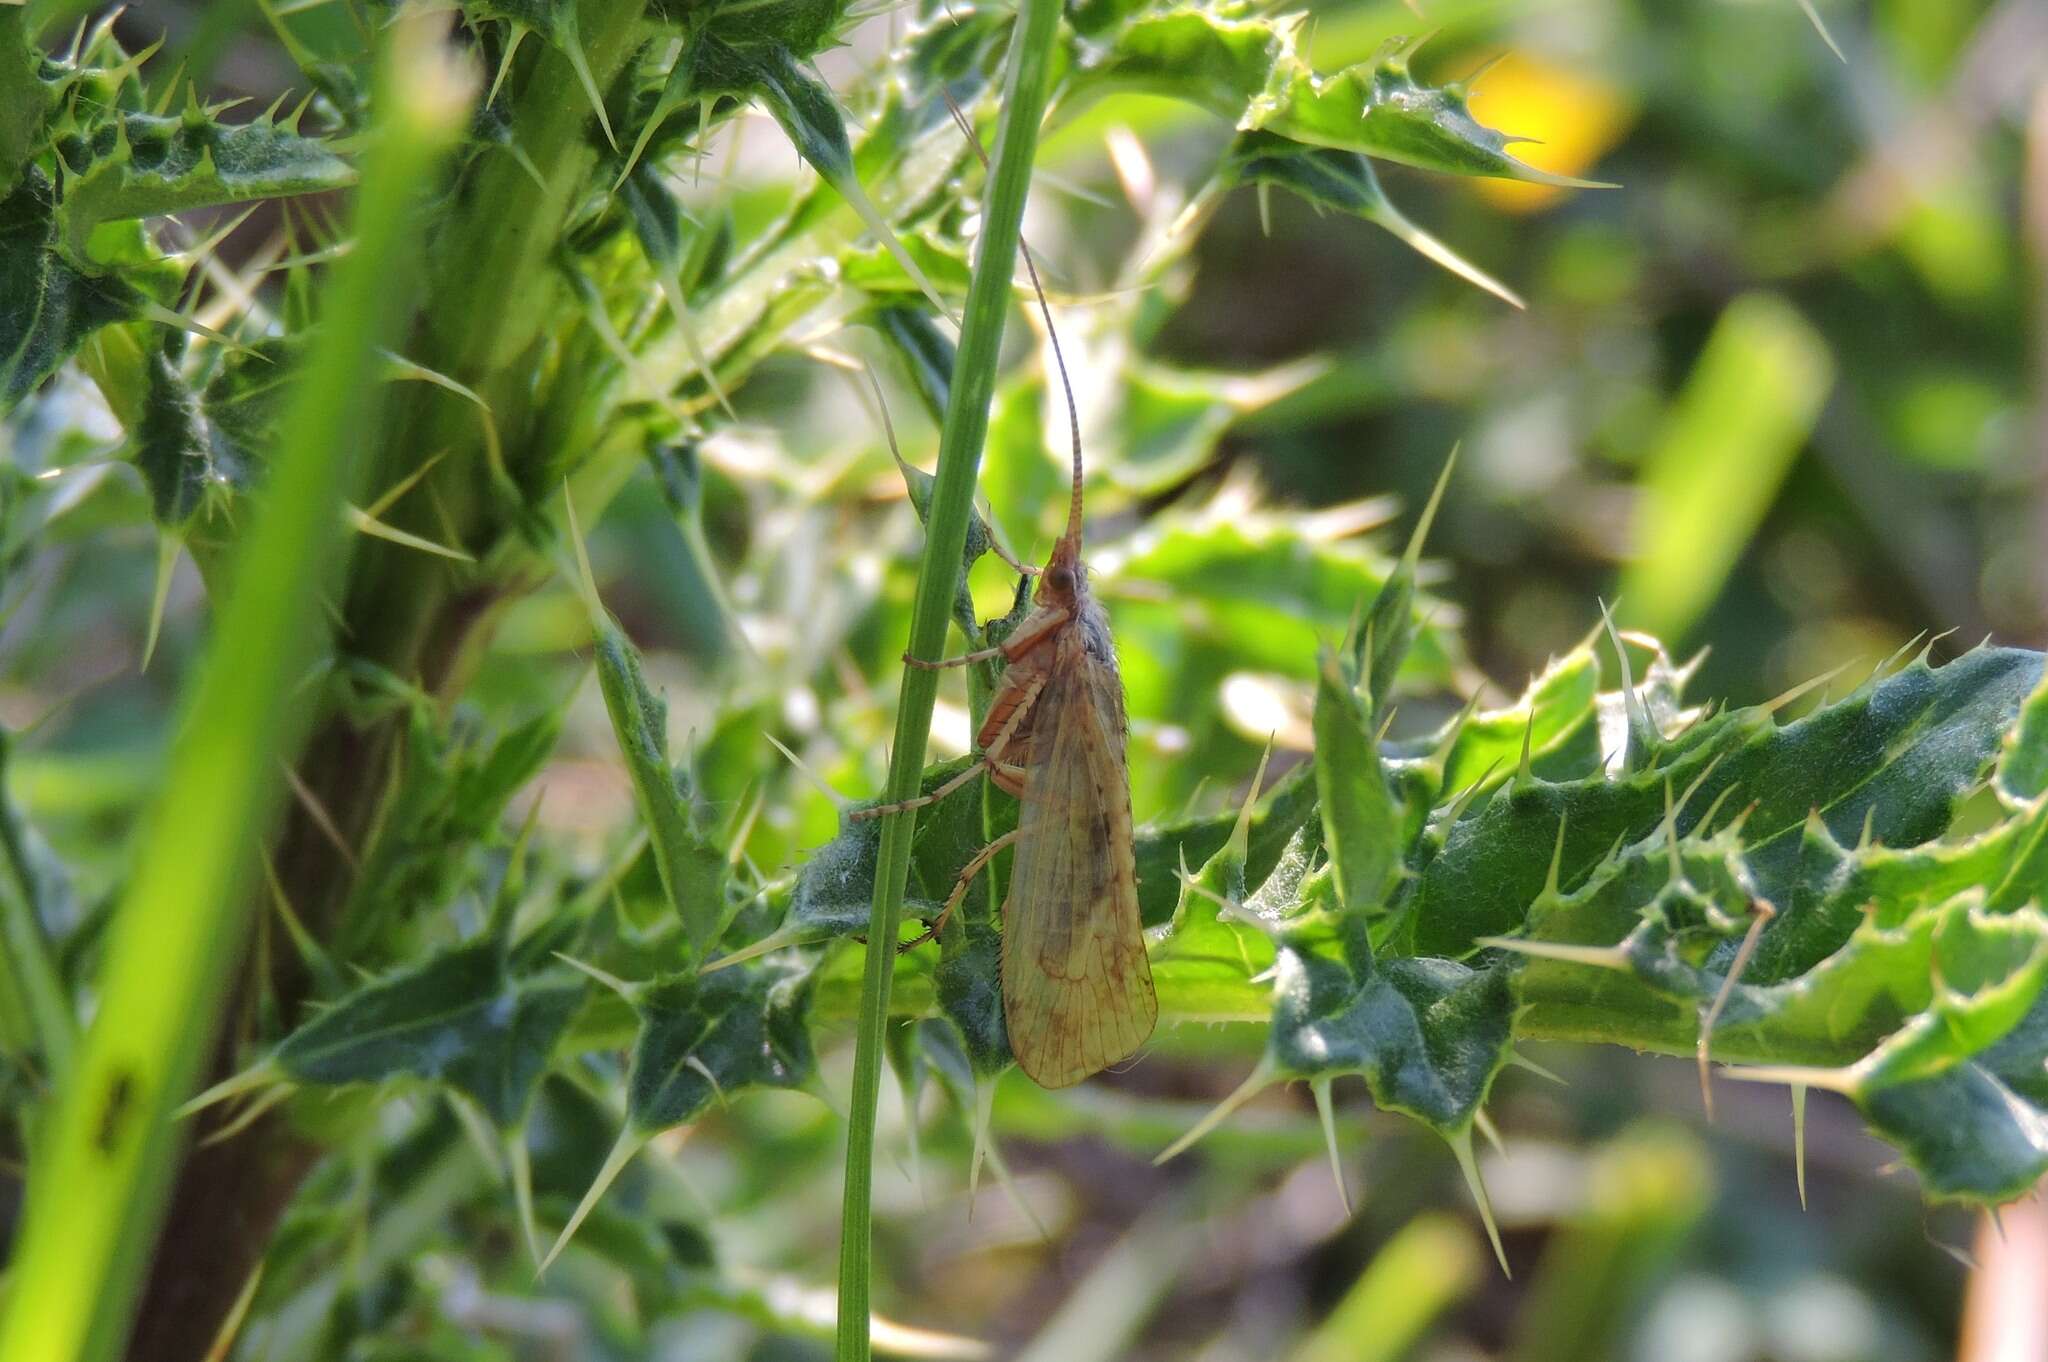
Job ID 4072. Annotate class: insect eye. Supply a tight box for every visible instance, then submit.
[1047,566,1074,592]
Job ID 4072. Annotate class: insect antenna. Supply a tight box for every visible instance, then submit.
[940,92,1086,550]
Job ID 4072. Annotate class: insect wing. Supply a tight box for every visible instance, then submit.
[1000,632,1156,1087]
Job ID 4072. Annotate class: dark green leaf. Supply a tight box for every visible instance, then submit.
[1406,647,2045,958]
[1268,911,1513,1135]
[626,961,816,1134]
[591,617,728,957]
[276,942,584,1127]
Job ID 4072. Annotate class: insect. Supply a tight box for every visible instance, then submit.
[852,222,1155,1090]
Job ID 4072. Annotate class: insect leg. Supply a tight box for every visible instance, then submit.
[903,607,1070,670]
[898,828,1022,952]
[849,674,1045,822]
[902,641,1007,671]
[847,757,990,821]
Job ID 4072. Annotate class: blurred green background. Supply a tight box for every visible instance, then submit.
[5,0,2045,1358]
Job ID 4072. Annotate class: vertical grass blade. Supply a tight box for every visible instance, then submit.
[832,1,1066,1356]
[1618,293,1833,641]
[0,22,472,1362]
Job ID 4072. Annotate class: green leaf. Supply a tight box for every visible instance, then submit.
[1269,911,1514,1136]
[586,607,728,959]
[1213,131,1521,307]
[1402,641,1602,796]
[1313,648,1401,915]
[134,340,213,527]
[1069,14,1598,188]
[0,9,54,197]
[626,961,817,1135]
[1134,758,1320,928]
[0,170,153,412]
[862,303,954,422]
[1406,645,2045,958]
[1249,39,1604,187]
[199,336,297,485]
[55,104,354,268]
[1148,760,1281,1020]
[1996,662,2048,802]
[276,942,585,1128]
[932,918,1010,1076]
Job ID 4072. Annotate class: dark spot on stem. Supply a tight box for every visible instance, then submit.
[97,1069,138,1155]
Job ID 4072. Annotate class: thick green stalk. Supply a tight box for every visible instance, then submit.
[833,2,1065,1356]
[0,25,470,1362]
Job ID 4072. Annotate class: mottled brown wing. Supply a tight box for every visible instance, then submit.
[999,623,1156,1088]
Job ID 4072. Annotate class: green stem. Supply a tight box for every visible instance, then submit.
[832,1,1065,1356]
[0,25,469,1362]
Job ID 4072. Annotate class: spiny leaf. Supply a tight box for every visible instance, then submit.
[0,170,158,412]
[1393,641,1602,796]
[933,918,1011,1077]
[1149,751,1281,1017]
[570,500,729,960]
[1405,645,2046,957]
[466,0,615,149]
[1214,131,1522,307]
[1313,647,1401,915]
[0,9,55,197]
[1070,12,1603,189]
[134,339,214,527]
[1267,911,1514,1137]
[54,107,353,267]
[1357,447,1455,712]
[274,942,585,1128]
[626,960,818,1135]
[1996,663,2048,803]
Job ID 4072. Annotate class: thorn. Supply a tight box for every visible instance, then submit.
[1402,444,1460,577]
[1794,0,1847,62]
[538,1128,647,1278]
[282,761,360,872]
[1541,814,1569,900]
[1155,1060,1274,1165]
[1598,598,1652,769]
[763,731,852,807]
[346,504,475,562]
[1439,759,1503,830]
[1692,779,1741,839]
[1430,691,1484,769]
[176,1059,282,1119]
[552,951,636,1000]
[1717,1063,1857,1095]
[1698,897,1774,1120]
[1372,200,1526,308]
[142,534,180,671]
[1516,709,1536,787]
[1762,660,1854,717]
[1473,1107,1506,1158]
[1450,1129,1510,1277]
[1915,627,1960,669]
[976,1079,1051,1244]
[1507,1051,1565,1085]
[1791,1084,1808,1211]
[507,1133,541,1265]
[194,1081,292,1147]
[1475,935,1629,970]
[1312,1078,1350,1216]
[1663,779,1683,884]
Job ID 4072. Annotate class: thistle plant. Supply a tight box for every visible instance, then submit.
[0,1,2037,1360]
